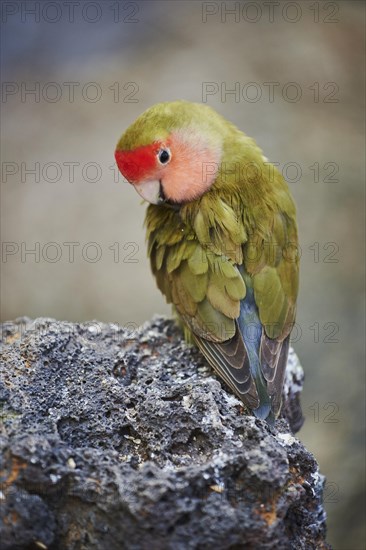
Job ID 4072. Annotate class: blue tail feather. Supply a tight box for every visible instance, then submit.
[238,269,273,422]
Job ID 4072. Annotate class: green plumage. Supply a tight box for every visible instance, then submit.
[118,101,299,420]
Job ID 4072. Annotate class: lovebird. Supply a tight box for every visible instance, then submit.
[115,101,299,424]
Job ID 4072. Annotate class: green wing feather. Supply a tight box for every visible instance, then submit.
[146,161,299,419]
[244,209,299,416]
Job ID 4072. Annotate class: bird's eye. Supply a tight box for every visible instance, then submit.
[158,148,171,165]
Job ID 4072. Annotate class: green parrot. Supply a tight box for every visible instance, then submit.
[115,100,299,424]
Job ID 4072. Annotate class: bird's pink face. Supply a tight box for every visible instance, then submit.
[115,129,222,205]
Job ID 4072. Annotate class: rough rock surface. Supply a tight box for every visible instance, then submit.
[0,316,329,550]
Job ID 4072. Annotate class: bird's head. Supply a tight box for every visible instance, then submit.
[115,101,226,205]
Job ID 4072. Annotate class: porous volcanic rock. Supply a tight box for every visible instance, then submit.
[0,316,329,549]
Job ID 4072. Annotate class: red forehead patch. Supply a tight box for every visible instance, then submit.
[115,143,160,183]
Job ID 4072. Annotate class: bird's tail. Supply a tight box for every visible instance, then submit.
[238,270,275,424]
[251,358,274,424]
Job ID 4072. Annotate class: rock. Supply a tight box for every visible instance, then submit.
[0,316,329,550]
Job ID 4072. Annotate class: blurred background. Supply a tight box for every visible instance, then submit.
[1,1,365,547]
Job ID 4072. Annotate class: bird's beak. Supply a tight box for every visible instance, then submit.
[134,179,166,205]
